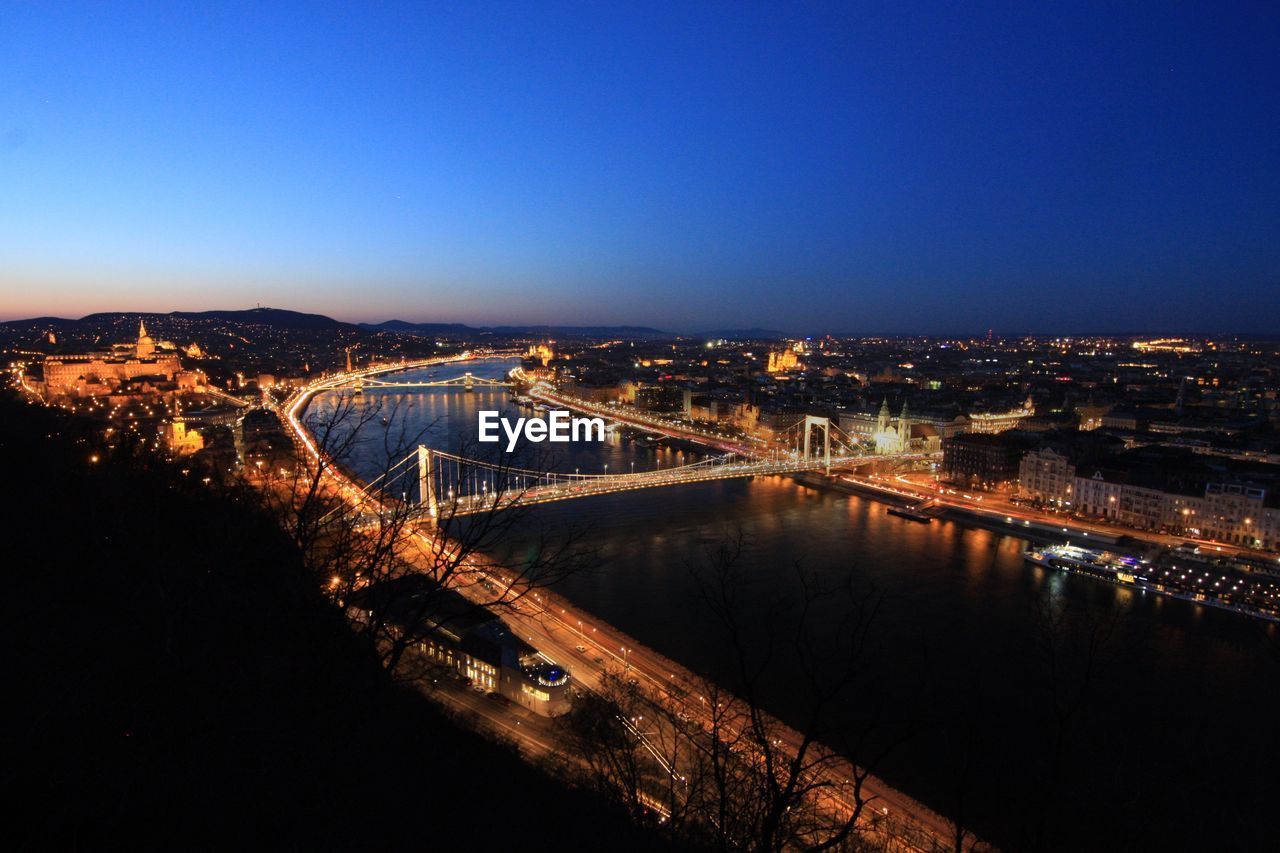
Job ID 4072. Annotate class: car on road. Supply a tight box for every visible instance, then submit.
[574,644,587,653]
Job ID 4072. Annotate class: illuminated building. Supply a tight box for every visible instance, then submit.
[526,342,555,366]
[135,319,156,358]
[838,400,940,454]
[942,431,1043,489]
[1020,438,1280,549]
[166,401,205,455]
[39,320,194,398]
[1072,467,1280,550]
[965,396,1035,434]
[635,385,691,414]
[1132,338,1202,354]
[766,348,800,373]
[354,577,572,716]
[1019,447,1076,506]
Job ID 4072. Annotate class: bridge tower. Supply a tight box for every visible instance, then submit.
[417,445,438,525]
[464,372,474,392]
[802,415,831,475]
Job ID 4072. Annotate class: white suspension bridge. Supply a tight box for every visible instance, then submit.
[349,372,514,393]
[350,411,878,523]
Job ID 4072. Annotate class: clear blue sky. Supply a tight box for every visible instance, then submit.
[2,1,1277,333]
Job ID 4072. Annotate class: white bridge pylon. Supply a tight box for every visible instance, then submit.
[802,414,831,474]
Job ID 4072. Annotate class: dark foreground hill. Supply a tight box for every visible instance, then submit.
[0,395,668,851]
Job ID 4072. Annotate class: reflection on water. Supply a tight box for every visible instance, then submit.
[317,359,1280,850]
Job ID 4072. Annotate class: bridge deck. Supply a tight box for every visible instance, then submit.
[359,380,514,388]
[432,457,853,516]
[353,373,514,389]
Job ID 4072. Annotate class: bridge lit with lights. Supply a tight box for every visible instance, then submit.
[346,413,888,523]
[347,371,514,393]
[285,359,934,522]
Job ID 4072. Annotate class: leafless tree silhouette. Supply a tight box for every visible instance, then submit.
[254,389,595,675]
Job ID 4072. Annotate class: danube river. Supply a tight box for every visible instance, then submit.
[313,358,1280,851]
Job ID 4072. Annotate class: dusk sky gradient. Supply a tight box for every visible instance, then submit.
[2,1,1277,333]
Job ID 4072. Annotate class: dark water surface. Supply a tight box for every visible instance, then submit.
[315,359,1280,851]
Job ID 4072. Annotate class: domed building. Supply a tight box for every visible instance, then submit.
[40,320,197,399]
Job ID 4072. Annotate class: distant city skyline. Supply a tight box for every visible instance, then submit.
[3,2,1277,332]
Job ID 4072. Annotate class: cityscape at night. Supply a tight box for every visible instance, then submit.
[5,3,1279,852]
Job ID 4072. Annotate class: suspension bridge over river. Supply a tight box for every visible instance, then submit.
[347,400,880,522]
[348,371,514,393]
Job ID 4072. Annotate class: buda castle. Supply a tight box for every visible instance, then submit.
[40,320,200,398]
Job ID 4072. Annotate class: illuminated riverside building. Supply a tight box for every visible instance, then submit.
[1067,467,1280,550]
[941,431,1043,489]
[354,576,572,716]
[38,320,202,399]
[526,342,555,366]
[1019,447,1076,506]
[1019,441,1280,551]
[422,613,572,716]
[1017,432,1125,507]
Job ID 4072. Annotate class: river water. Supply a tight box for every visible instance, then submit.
[312,359,1280,851]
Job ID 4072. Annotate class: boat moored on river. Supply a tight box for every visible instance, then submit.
[887,504,935,523]
[1025,544,1280,622]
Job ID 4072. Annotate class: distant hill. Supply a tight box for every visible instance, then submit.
[363,321,677,340]
[166,307,355,330]
[0,316,81,328]
[360,320,483,337]
[61,307,356,331]
[4,309,680,340]
[485,324,677,339]
[700,327,789,340]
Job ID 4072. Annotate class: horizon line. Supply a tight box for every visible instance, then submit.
[0,307,1275,341]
